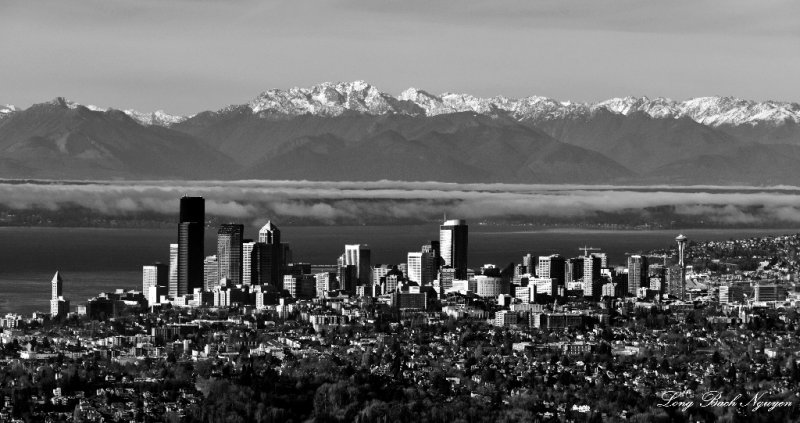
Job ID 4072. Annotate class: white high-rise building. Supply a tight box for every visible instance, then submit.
[582,254,602,299]
[407,251,435,285]
[315,272,338,298]
[217,224,244,285]
[168,244,178,298]
[50,271,69,317]
[242,241,256,285]
[345,244,371,285]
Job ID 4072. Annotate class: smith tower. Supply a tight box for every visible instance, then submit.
[440,219,468,279]
[176,196,205,297]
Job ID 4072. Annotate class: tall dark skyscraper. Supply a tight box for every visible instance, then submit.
[176,196,204,297]
[217,224,244,286]
[252,243,281,289]
[253,221,283,289]
[440,219,468,279]
[179,196,204,223]
[258,221,281,244]
[422,240,441,267]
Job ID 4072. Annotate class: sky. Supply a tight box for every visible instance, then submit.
[1,0,798,115]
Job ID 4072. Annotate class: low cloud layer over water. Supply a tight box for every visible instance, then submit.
[1,179,799,225]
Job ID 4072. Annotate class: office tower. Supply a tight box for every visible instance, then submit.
[440,219,468,279]
[142,263,168,293]
[345,244,372,285]
[252,243,282,289]
[217,224,244,286]
[315,272,338,298]
[177,196,204,297]
[719,285,744,304]
[204,255,219,291]
[50,271,69,317]
[242,240,256,285]
[338,264,357,295]
[255,221,285,286]
[422,241,441,267]
[582,255,602,299]
[407,252,423,284]
[567,257,584,282]
[371,264,393,286]
[753,284,786,302]
[676,234,688,300]
[52,270,62,299]
[537,254,566,286]
[627,255,649,296]
[283,275,298,298]
[648,264,666,294]
[382,273,402,294]
[258,221,281,244]
[522,254,535,275]
[594,253,608,268]
[408,251,435,285]
[438,267,456,292]
[168,244,179,297]
[602,282,618,299]
[666,265,683,298]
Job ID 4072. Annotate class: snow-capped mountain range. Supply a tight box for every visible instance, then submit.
[1,81,800,184]
[244,81,800,127]
[3,81,799,128]
[29,97,190,126]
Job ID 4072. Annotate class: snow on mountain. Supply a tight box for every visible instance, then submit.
[35,97,188,126]
[0,104,16,119]
[123,109,190,126]
[13,83,800,128]
[45,97,108,112]
[243,81,800,128]
[249,80,406,116]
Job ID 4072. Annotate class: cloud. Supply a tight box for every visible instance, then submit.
[0,180,799,225]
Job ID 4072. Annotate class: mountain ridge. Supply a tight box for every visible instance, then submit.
[1,81,799,185]
[5,81,799,128]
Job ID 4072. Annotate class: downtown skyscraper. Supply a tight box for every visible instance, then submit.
[538,254,566,286]
[175,196,204,297]
[627,255,649,296]
[253,221,283,289]
[217,224,244,286]
[344,244,371,286]
[440,219,468,279]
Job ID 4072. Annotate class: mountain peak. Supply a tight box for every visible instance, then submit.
[249,80,401,116]
[42,97,108,113]
[122,109,190,126]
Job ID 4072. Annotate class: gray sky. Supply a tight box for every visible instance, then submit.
[1,0,798,114]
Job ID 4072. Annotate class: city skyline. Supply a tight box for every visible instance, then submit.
[2,1,798,420]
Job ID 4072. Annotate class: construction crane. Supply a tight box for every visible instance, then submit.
[579,246,601,257]
[625,251,672,267]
